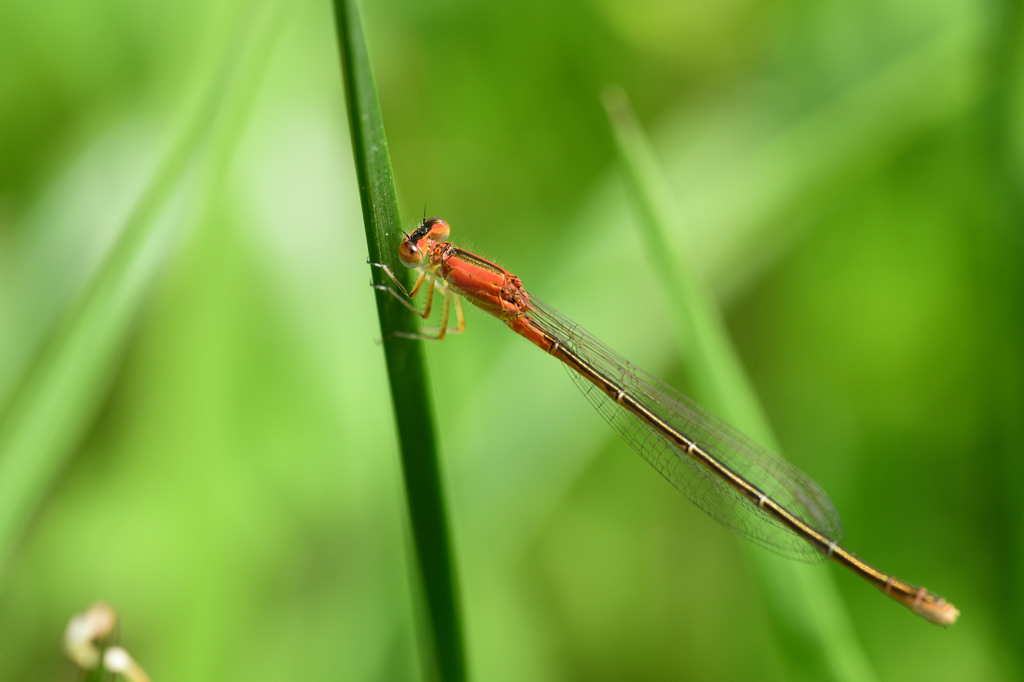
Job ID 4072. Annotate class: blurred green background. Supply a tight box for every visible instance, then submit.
[0,0,1020,679]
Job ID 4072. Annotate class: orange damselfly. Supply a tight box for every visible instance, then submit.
[371,217,959,626]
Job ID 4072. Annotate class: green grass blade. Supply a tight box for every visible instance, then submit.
[981,0,1024,664]
[0,2,290,570]
[331,2,466,680]
[604,87,876,682]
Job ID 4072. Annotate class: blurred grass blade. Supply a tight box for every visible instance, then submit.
[985,0,1024,655]
[604,86,876,682]
[0,2,289,568]
[331,1,466,681]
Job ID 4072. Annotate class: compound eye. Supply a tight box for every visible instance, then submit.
[398,240,422,267]
[425,218,450,241]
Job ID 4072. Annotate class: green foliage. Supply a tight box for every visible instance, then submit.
[0,0,1018,680]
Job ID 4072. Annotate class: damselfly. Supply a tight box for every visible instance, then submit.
[372,217,959,626]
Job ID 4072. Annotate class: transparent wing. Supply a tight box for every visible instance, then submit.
[524,295,843,563]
